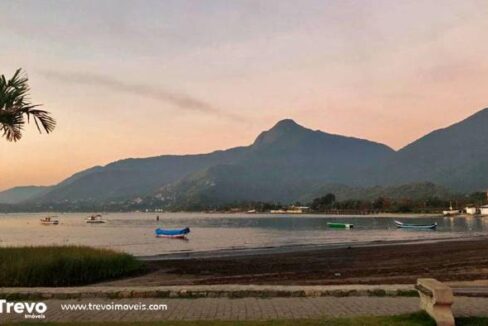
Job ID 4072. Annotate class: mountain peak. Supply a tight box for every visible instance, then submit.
[273,119,301,129]
[253,119,309,145]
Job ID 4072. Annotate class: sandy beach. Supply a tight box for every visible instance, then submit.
[97,236,488,287]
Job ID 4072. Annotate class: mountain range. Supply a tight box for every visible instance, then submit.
[0,186,51,204]
[2,108,488,208]
[363,108,488,192]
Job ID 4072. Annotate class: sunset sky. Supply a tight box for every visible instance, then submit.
[1,0,488,191]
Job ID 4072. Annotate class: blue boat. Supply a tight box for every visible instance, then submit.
[395,220,437,230]
[155,227,190,238]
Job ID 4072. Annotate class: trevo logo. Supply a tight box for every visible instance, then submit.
[0,299,47,319]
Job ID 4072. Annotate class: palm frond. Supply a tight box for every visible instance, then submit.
[0,68,56,142]
[22,106,56,134]
[0,109,24,141]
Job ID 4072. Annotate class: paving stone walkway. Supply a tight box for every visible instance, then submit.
[1,296,488,323]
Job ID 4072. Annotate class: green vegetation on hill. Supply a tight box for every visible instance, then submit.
[301,182,455,203]
[1,183,479,213]
[164,185,479,213]
[304,182,471,213]
[0,246,145,287]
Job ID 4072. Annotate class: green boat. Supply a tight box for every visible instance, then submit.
[327,222,353,229]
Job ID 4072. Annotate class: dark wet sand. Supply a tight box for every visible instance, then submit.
[101,237,488,286]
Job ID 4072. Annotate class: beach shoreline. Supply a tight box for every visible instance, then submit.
[137,234,488,261]
[99,236,488,287]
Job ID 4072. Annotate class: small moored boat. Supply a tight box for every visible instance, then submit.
[327,222,353,229]
[40,216,59,225]
[86,214,105,224]
[270,209,287,214]
[155,227,190,238]
[395,220,437,230]
[443,202,460,216]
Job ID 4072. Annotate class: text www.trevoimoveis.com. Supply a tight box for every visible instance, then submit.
[60,302,168,311]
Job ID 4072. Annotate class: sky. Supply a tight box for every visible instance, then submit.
[1,0,488,191]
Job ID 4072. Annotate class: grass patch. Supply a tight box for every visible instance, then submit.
[0,246,145,287]
[5,312,436,325]
[456,317,488,326]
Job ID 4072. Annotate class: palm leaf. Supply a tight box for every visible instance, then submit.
[0,68,56,141]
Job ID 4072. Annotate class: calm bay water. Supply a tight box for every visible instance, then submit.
[0,213,486,256]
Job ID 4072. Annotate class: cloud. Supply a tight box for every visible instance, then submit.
[40,70,243,120]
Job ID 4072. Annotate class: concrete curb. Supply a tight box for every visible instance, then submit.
[0,284,418,300]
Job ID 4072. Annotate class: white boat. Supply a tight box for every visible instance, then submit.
[270,208,304,214]
[480,205,488,217]
[394,220,437,230]
[443,203,460,216]
[86,214,106,224]
[270,209,287,214]
[40,216,59,225]
[443,209,461,216]
[286,209,304,214]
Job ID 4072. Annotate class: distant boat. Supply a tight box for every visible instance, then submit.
[270,209,287,214]
[86,214,105,224]
[395,220,437,230]
[286,209,304,214]
[327,222,353,229]
[270,207,306,214]
[40,216,59,225]
[480,205,488,217]
[247,209,257,214]
[155,227,190,238]
[443,202,461,216]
